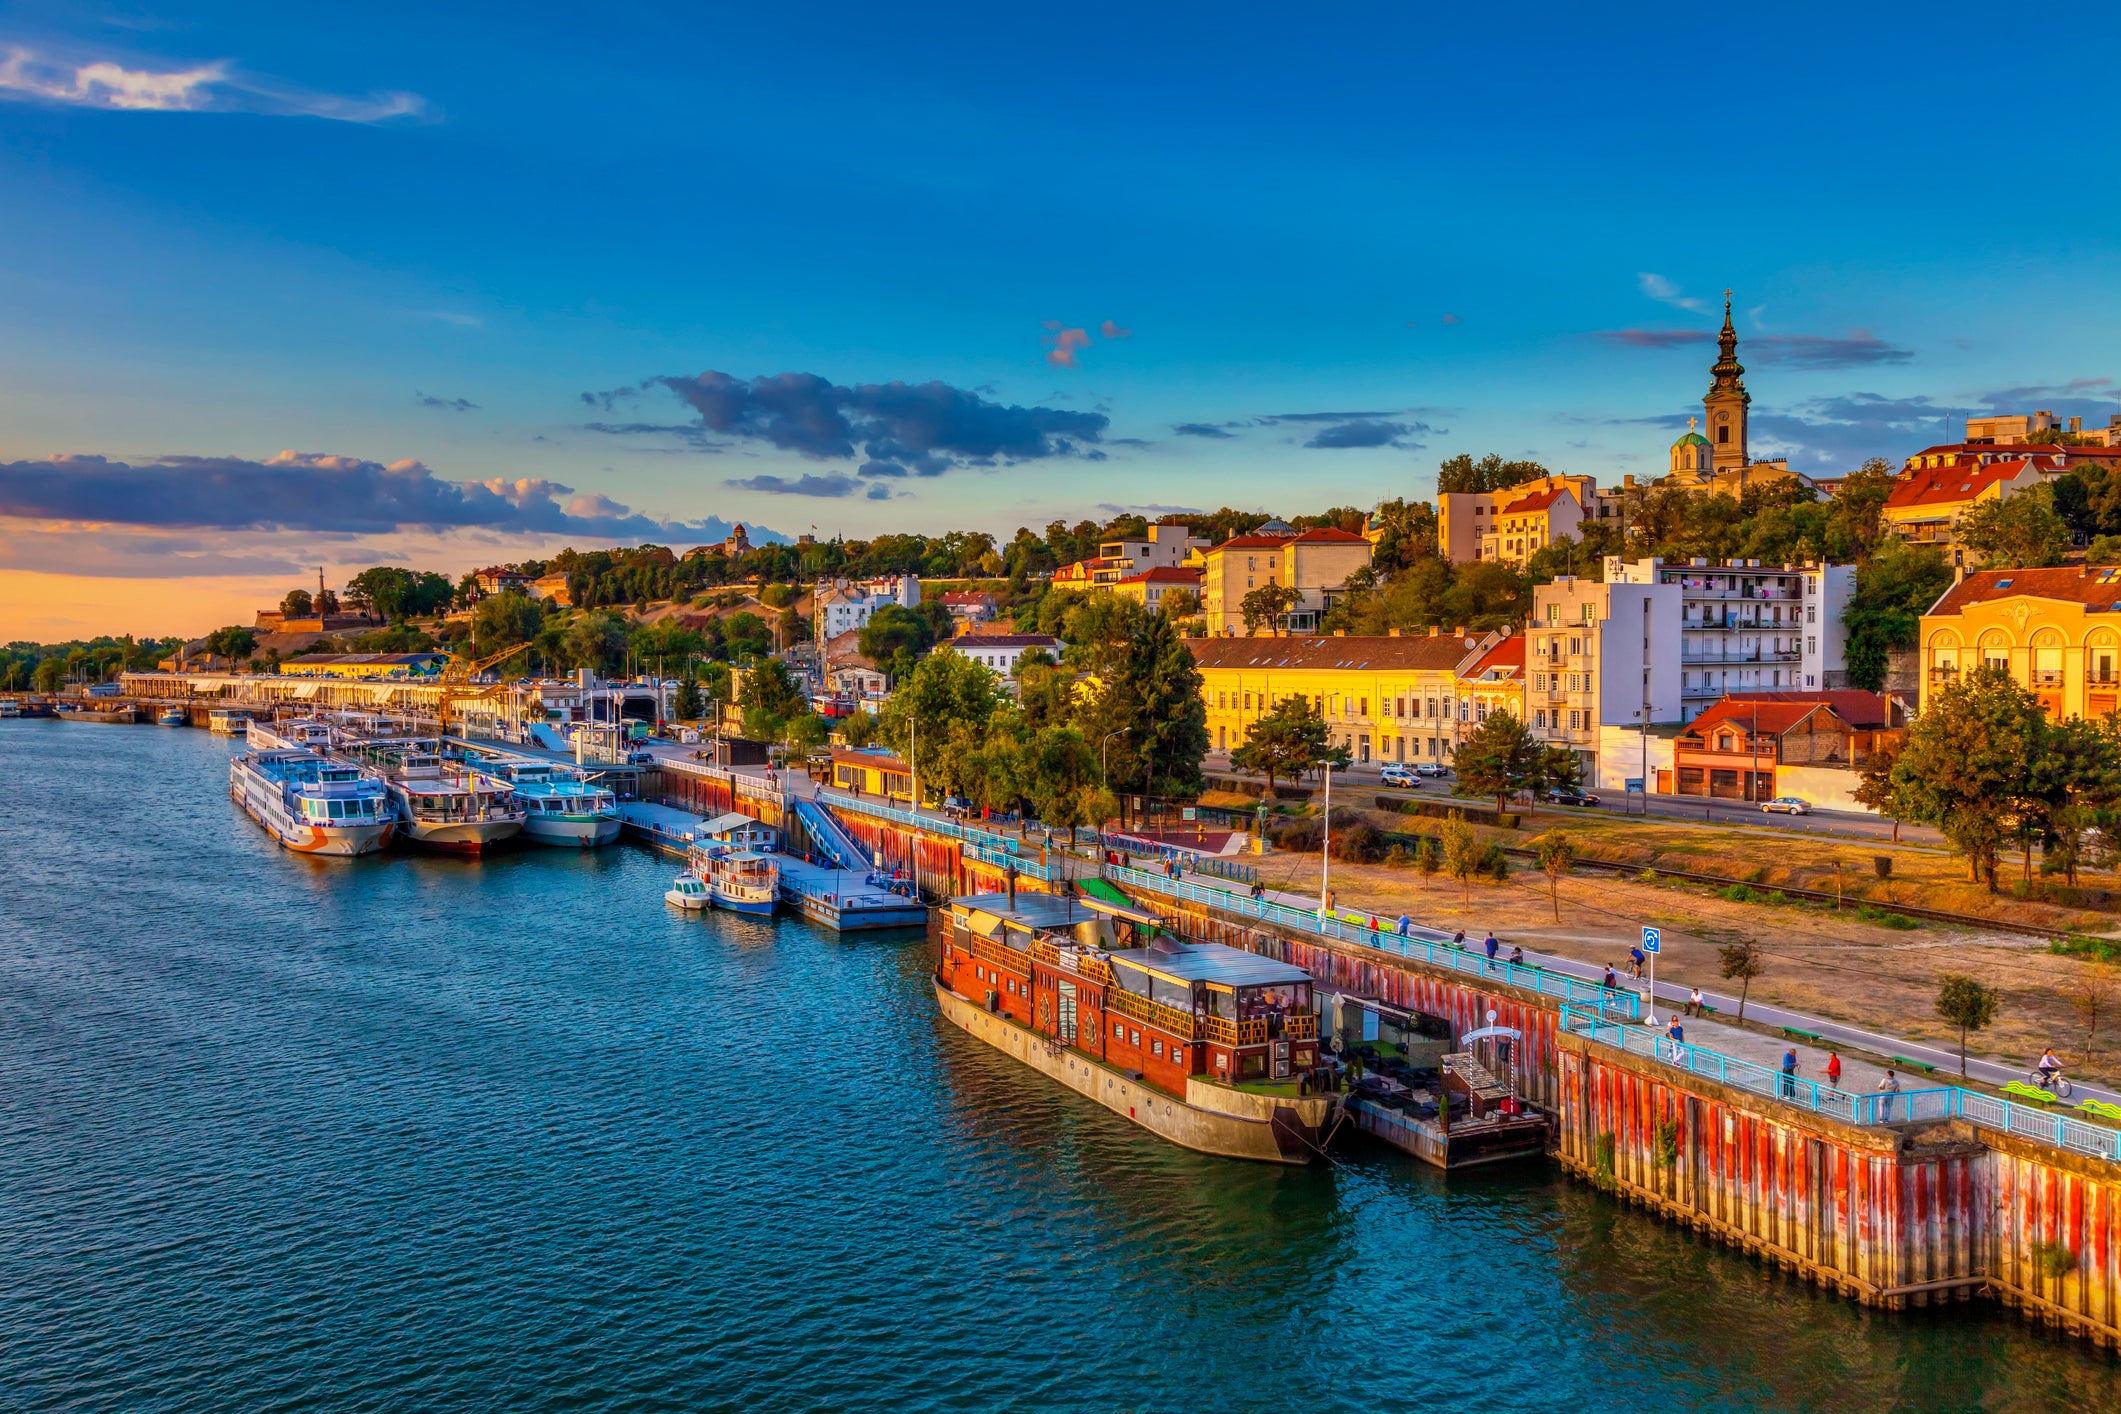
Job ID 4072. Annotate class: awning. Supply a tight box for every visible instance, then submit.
[293,684,320,699]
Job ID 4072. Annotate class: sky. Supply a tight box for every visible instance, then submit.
[4,0,2119,640]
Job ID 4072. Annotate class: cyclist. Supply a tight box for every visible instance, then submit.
[2036,1047,2064,1090]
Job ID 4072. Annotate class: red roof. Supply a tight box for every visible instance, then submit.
[1929,565,2121,617]
[1496,487,1575,516]
[1719,690,1896,729]
[1460,635,1525,680]
[1684,699,1841,738]
[949,634,1060,649]
[1884,459,2041,511]
[1214,527,1369,551]
[1114,566,1202,585]
[939,590,995,605]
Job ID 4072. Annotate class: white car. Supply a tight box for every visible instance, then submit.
[1414,762,1450,778]
[1762,796,1811,815]
[1379,763,1417,788]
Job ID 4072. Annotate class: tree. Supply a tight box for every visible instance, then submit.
[877,649,1005,801]
[1414,835,1441,889]
[1437,452,1551,495]
[1535,828,1577,922]
[2068,970,2115,1066]
[1229,694,1330,795]
[1826,457,1898,560]
[471,591,544,658]
[673,672,704,721]
[280,589,314,617]
[1107,610,1211,807]
[1718,940,1764,1024]
[1159,587,1201,620]
[1453,710,1540,811]
[1956,484,2071,569]
[1934,973,2000,1078]
[560,610,632,677]
[738,655,808,722]
[1843,541,1953,693]
[1890,666,2043,888]
[204,626,257,665]
[1439,812,1480,904]
[857,603,934,670]
[1239,582,1302,634]
[32,656,64,693]
[1851,737,1908,842]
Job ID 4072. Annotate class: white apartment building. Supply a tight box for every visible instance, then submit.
[1526,577,1683,780]
[814,574,920,642]
[1604,556,1855,720]
[1090,524,1209,583]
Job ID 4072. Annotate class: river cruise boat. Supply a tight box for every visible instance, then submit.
[472,760,621,847]
[56,702,139,724]
[228,747,396,856]
[249,717,333,751]
[665,872,711,910]
[934,892,1341,1164]
[339,738,526,854]
[207,708,250,734]
[685,842,780,915]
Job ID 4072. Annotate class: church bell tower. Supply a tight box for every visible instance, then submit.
[1703,291,1749,474]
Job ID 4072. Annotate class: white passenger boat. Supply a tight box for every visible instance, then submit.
[474,760,621,847]
[665,872,711,910]
[0,700,21,719]
[249,717,333,751]
[340,738,525,854]
[207,708,249,734]
[228,747,396,856]
[687,843,779,915]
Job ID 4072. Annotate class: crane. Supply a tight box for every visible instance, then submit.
[435,641,531,738]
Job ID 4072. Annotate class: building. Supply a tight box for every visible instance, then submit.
[1640,294,1813,499]
[528,572,573,607]
[472,568,531,597]
[1920,566,2121,722]
[1605,556,1856,716]
[829,746,915,803]
[686,524,752,559]
[1669,692,1900,803]
[280,652,450,680]
[1194,629,1507,767]
[1198,527,1373,635]
[1438,473,1611,564]
[1967,411,2121,448]
[937,590,997,624]
[1108,565,1201,613]
[1479,486,1583,567]
[947,634,1062,677]
[1525,576,1683,780]
[1457,634,1526,730]
[1881,457,2051,563]
[1092,524,1208,582]
[1052,559,1098,588]
[814,574,919,642]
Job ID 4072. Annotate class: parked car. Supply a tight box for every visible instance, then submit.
[1548,788,1601,807]
[1414,762,1450,778]
[942,795,972,818]
[1379,763,1417,788]
[1762,796,1811,815]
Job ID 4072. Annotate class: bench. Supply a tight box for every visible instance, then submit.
[1781,1027,1822,1043]
[1888,1055,1937,1075]
[2000,1081,2058,1104]
[2080,1098,2121,1124]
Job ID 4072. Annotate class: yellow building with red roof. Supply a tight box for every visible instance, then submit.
[1920,565,2121,721]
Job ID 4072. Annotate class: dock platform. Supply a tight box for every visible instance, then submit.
[620,800,924,930]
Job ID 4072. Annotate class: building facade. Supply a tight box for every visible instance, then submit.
[947,634,1062,677]
[1605,556,1855,717]
[1437,473,1610,564]
[1198,527,1373,635]
[1479,487,1583,567]
[813,574,920,642]
[1526,577,1683,780]
[1194,629,1510,766]
[1109,565,1201,612]
[1920,566,2121,723]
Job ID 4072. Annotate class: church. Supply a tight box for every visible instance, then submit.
[1660,294,1807,498]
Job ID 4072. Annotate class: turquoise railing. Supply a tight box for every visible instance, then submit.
[821,791,1063,883]
[1558,1003,2121,1161]
[1105,864,1640,1019]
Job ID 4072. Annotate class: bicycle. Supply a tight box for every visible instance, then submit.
[2027,1069,2075,1099]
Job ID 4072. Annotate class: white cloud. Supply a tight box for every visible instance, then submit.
[1638,272,1709,314]
[0,44,424,122]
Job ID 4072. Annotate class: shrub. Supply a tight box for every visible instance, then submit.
[1268,816,1324,852]
[1384,843,1412,868]
[1873,856,1894,880]
[1857,905,1919,931]
[2051,935,2121,965]
[1721,883,1766,904]
[1636,869,1658,884]
[1333,820,1386,864]
[1479,842,1510,881]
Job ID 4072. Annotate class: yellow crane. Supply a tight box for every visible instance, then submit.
[435,641,531,737]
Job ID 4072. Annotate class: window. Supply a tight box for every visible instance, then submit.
[1360,698,1369,717]
[1807,636,1817,653]
[1152,1039,1163,1057]
[1114,1020,1123,1038]
[1396,697,1406,718]
[1807,605,1817,624]
[1568,710,1581,729]
[1129,1029,1140,1045]
[1536,709,1547,728]
[1717,425,1728,443]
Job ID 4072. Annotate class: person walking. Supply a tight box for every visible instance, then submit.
[1687,987,1704,1018]
[1877,1069,1901,1121]
[1603,963,1618,991]
[1484,933,1499,962]
[1396,913,1411,937]
[1779,1047,1798,1099]
[1824,1052,1843,1090]
[1665,1015,1685,1060]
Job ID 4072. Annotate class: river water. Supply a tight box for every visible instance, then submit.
[0,720,2112,1411]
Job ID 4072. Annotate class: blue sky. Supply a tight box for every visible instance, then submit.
[3,0,2119,632]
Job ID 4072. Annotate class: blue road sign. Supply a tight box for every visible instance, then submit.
[1641,926,1661,954]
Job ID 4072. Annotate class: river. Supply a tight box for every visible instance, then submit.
[0,720,2112,1411]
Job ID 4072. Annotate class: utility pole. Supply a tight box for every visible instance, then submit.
[1319,746,1333,917]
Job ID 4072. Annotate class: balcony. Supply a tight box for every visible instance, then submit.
[1929,667,1960,684]
[1108,985,1200,1040]
[2033,669,2065,687]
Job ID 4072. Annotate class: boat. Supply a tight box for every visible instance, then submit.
[0,699,20,719]
[228,747,396,855]
[249,716,333,751]
[472,760,621,847]
[207,708,250,734]
[687,842,780,914]
[665,872,711,910]
[339,737,525,854]
[56,703,139,724]
[933,891,1341,1164]
[157,708,187,727]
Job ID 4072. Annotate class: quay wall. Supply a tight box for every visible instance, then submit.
[1560,1033,2121,1348]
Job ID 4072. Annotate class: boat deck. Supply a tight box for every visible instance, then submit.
[620,800,923,930]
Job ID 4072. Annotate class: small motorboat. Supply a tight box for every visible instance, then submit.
[665,872,711,911]
[157,708,187,727]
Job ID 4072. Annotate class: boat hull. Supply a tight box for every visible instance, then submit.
[229,760,394,857]
[400,818,524,853]
[932,979,1334,1164]
[521,816,621,847]
[709,890,777,916]
[666,889,711,910]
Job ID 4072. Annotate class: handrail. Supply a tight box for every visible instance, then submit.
[1105,865,1641,1020]
[1104,985,1200,1040]
[1558,1004,2121,1160]
[822,791,1063,881]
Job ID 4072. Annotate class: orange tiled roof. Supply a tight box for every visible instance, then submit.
[1929,565,2121,617]
[1496,487,1573,515]
[1884,459,2039,511]
[1214,527,1369,551]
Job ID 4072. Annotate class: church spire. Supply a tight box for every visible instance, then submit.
[1709,288,1746,394]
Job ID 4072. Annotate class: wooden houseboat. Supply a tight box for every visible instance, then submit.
[933,891,1341,1164]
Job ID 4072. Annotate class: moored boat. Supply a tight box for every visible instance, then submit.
[157,708,187,727]
[228,747,396,856]
[341,738,525,854]
[57,703,140,724]
[933,891,1340,1163]
[665,872,711,910]
[208,708,250,734]
[474,760,620,847]
[687,843,779,914]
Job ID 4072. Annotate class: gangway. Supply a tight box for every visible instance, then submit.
[525,721,569,751]
[794,796,870,871]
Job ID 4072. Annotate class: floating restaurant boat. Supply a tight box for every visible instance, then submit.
[228,746,396,856]
[686,844,780,915]
[934,891,1341,1163]
[339,737,526,854]
[665,872,711,910]
[472,760,620,847]
[207,708,250,734]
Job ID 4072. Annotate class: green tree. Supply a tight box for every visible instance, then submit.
[1437,452,1551,495]
[723,611,772,662]
[560,610,632,677]
[1718,940,1764,1024]
[1106,609,1211,807]
[1935,972,2001,1078]
[280,588,313,617]
[471,591,544,658]
[1843,540,1953,692]
[32,656,64,693]
[1890,666,2043,888]
[877,648,1005,801]
[1956,484,2071,569]
[1535,828,1577,922]
[1239,582,1302,634]
[1851,736,1908,842]
[1229,694,1330,795]
[1439,812,1480,903]
[204,626,258,664]
[1159,586,1201,620]
[857,603,934,669]
[1414,835,1441,889]
[1827,457,1898,560]
[738,656,808,722]
[1453,709,1540,811]
[674,671,704,721]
